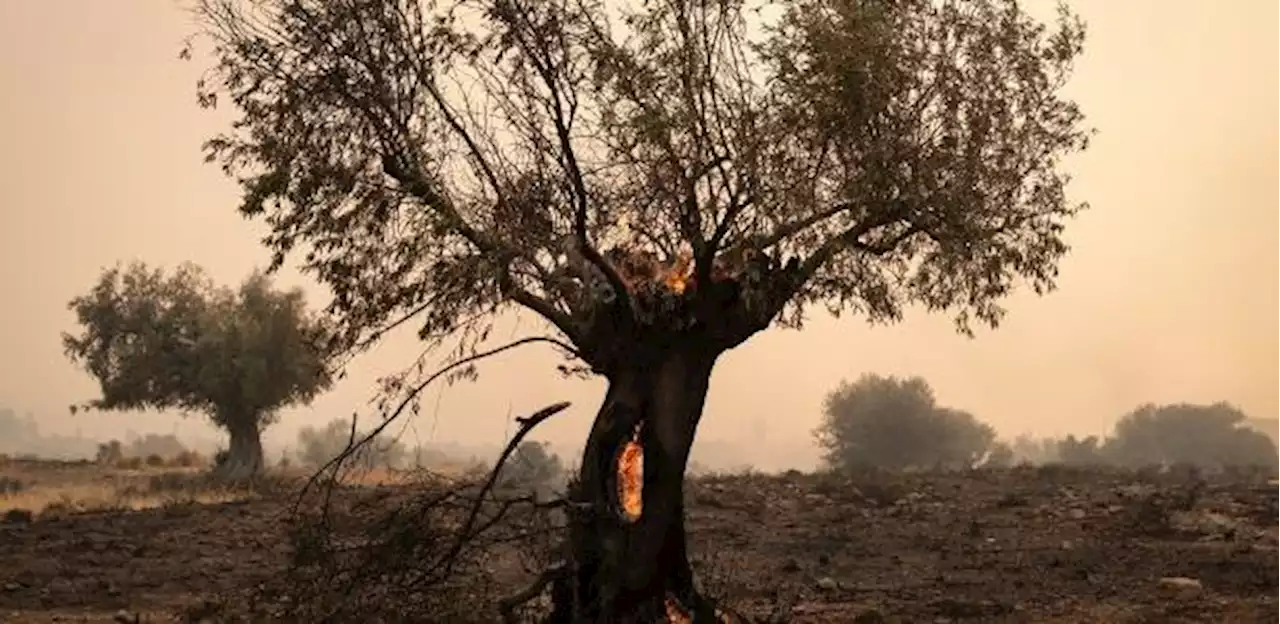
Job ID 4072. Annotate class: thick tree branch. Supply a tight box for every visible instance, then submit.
[750,200,859,252]
[500,274,585,346]
[772,209,919,309]
[381,156,583,345]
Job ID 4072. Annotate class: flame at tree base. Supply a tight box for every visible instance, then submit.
[664,595,691,624]
[663,595,734,624]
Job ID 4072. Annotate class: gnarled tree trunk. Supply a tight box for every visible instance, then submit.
[549,341,723,623]
[215,417,265,481]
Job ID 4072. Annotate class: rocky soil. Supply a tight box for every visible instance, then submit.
[0,465,1275,623]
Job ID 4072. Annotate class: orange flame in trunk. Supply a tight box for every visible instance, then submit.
[616,423,644,523]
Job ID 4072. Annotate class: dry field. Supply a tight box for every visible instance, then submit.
[0,458,1275,623]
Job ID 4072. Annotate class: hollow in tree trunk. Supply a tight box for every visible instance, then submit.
[215,417,265,481]
[549,342,723,623]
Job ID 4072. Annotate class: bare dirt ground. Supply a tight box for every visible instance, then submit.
[0,460,1275,623]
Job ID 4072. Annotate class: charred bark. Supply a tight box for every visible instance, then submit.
[535,249,791,622]
[548,341,723,623]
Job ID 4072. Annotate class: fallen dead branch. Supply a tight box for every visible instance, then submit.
[227,401,577,622]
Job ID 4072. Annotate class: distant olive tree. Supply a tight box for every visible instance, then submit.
[981,440,1016,468]
[296,417,408,470]
[1008,434,1058,464]
[1054,434,1106,466]
[127,433,189,460]
[63,262,333,480]
[497,440,566,497]
[1106,402,1277,469]
[992,403,1278,471]
[816,374,997,471]
[95,440,124,465]
[0,409,37,446]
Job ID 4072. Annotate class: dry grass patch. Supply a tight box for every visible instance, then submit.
[2,481,255,516]
[0,459,263,516]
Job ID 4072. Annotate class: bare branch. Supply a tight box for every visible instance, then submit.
[434,400,571,580]
[295,335,580,511]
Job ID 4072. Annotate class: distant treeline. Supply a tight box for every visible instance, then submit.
[0,405,499,469]
[0,408,100,460]
[816,374,1278,474]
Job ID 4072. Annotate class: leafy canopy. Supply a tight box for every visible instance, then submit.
[191,0,1090,362]
[1107,402,1278,469]
[62,262,333,429]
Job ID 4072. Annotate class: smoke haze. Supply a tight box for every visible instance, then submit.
[0,1,1275,471]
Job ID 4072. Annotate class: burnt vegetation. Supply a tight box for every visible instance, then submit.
[20,0,1271,620]
[0,420,1275,622]
[182,0,1093,619]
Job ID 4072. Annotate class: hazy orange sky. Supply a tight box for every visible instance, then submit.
[0,1,1275,470]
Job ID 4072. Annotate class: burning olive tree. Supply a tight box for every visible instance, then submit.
[190,0,1090,619]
